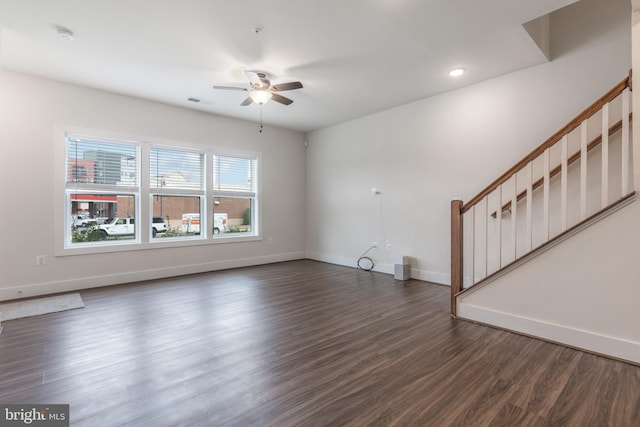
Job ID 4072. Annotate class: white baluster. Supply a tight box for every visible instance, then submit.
[580,121,588,220]
[511,175,517,262]
[496,185,502,269]
[561,135,568,232]
[602,103,609,208]
[526,162,532,251]
[471,205,476,285]
[543,148,550,243]
[622,88,630,195]
[485,196,489,278]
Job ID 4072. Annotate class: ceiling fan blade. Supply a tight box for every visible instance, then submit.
[213,86,248,91]
[271,81,303,92]
[240,97,254,106]
[244,70,269,88]
[271,93,294,105]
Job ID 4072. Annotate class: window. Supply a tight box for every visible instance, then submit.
[212,154,257,236]
[150,147,204,240]
[61,131,259,252]
[152,195,202,238]
[65,135,139,247]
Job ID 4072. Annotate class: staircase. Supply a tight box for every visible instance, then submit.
[450,73,634,317]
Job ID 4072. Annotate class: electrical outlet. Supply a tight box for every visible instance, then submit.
[268,237,273,244]
[386,244,392,253]
[36,255,46,266]
[372,241,378,248]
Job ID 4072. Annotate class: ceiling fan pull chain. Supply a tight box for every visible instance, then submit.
[259,105,264,133]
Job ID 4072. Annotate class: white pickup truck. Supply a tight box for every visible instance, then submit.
[99,217,167,237]
[71,214,95,228]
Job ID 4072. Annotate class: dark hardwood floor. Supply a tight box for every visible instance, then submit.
[1,260,639,426]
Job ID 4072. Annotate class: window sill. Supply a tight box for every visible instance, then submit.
[57,234,262,257]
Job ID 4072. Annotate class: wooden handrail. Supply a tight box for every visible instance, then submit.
[490,115,631,217]
[462,74,631,213]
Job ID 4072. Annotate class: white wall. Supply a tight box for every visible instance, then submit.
[306,0,631,283]
[0,70,307,301]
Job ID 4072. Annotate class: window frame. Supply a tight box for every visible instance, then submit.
[148,144,207,242]
[55,126,261,257]
[63,133,141,249]
[211,153,259,239]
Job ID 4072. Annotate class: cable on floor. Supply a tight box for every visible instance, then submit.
[357,245,376,271]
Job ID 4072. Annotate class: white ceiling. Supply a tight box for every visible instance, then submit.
[0,0,579,133]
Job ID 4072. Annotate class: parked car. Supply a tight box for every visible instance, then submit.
[152,216,167,237]
[71,214,95,228]
[98,217,168,237]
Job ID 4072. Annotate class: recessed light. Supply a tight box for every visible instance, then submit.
[56,27,75,42]
[449,68,465,77]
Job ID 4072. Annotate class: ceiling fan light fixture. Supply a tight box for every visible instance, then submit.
[249,89,272,105]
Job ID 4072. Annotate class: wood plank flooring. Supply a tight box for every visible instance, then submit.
[0,260,639,426]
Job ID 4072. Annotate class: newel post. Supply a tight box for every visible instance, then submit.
[450,198,464,317]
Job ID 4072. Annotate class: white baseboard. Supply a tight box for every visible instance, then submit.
[412,269,450,285]
[306,251,449,285]
[0,251,306,302]
[306,251,393,274]
[457,303,640,365]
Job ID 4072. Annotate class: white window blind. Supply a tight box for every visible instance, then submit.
[150,147,204,191]
[66,136,138,188]
[213,154,257,197]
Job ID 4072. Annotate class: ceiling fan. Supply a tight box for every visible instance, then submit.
[213,70,303,106]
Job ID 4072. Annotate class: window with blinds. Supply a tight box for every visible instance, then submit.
[61,131,259,250]
[65,135,140,246]
[149,147,205,240]
[212,154,257,236]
